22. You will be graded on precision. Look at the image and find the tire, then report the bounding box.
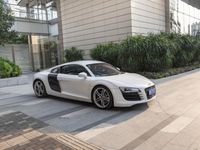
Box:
[92,85,113,109]
[33,80,47,98]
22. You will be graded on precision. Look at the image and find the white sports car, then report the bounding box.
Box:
[33,60,156,109]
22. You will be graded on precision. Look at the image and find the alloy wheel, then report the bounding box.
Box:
[34,80,46,97]
[93,87,113,109]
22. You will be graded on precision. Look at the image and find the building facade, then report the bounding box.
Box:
[4,0,200,71]
[170,0,200,36]
[59,0,200,58]
[59,0,166,58]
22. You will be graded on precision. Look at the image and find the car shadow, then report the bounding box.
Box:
[33,95,152,134]
[45,95,149,112]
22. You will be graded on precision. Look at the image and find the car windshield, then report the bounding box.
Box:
[87,63,122,77]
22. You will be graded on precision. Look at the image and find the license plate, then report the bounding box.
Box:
[148,88,156,96]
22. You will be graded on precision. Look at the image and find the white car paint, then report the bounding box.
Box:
[33,60,156,107]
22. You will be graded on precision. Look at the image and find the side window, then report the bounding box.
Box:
[61,65,71,74]
[51,67,60,74]
[60,65,90,76]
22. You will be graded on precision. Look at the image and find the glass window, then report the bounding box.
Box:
[60,65,90,76]
[87,63,123,77]
[170,0,200,35]
[51,67,60,74]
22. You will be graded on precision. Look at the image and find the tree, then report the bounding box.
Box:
[0,0,16,45]
[9,34,28,44]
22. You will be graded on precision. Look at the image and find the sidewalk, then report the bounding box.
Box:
[0,111,103,150]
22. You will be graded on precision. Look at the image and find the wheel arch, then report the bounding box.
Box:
[33,78,44,87]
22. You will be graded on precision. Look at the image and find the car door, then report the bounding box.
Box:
[57,64,92,102]
[48,67,61,93]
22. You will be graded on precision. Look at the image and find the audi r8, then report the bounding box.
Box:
[33,60,156,109]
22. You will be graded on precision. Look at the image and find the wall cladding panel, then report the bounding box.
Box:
[60,0,132,56]
[60,0,167,57]
[131,0,166,34]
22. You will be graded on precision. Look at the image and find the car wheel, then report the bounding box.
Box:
[33,80,47,98]
[92,86,113,109]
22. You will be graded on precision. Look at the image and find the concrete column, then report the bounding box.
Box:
[26,3,30,19]
[28,34,35,71]
[56,0,64,64]
[11,45,15,64]
[165,0,170,32]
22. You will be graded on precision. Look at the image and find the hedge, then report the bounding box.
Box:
[91,42,120,67]
[0,57,21,78]
[65,47,83,62]
[91,32,200,73]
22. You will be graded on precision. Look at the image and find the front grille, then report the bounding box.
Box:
[145,86,156,99]
[122,92,141,101]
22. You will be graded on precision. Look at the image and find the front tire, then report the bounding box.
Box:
[33,80,47,98]
[92,86,113,109]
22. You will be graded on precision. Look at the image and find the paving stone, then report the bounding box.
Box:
[134,131,175,150]
[7,78,18,86]
[162,144,188,150]
[168,132,198,147]
[0,111,76,149]
[0,142,10,150]
[188,137,200,150]
[22,128,33,132]
[6,135,29,146]
[0,80,7,88]
[23,130,43,140]
[1,135,12,140]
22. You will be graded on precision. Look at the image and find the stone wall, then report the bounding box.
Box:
[0,44,32,73]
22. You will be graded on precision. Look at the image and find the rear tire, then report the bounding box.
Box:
[33,80,47,98]
[92,85,113,109]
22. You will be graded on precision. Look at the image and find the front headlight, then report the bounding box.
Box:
[119,87,140,93]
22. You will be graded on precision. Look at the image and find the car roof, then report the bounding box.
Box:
[66,60,104,65]
[51,60,104,69]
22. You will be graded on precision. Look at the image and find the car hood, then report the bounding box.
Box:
[101,73,155,88]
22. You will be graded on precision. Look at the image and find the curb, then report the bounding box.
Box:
[0,75,29,88]
[152,68,200,85]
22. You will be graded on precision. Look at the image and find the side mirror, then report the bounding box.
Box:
[78,72,87,79]
[116,67,121,71]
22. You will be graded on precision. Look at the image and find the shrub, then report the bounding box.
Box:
[142,34,173,72]
[193,40,200,62]
[91,32,200,74]
[0,57,21,78]
[0,61,12,78]
[172,34,197,67]
[65,47,83,62]
[91,42,120,67]
[160,32,199,67]
[119,36,145,72]
[118,34,173,72]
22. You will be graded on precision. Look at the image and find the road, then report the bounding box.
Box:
[1,71,200,150]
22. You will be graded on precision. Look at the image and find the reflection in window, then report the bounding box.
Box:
[170,0,200,36]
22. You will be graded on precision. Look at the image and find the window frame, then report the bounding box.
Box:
[50,67,60,74]
[59,64,91,76]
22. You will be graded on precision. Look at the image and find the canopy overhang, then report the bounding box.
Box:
[17,0,53,7]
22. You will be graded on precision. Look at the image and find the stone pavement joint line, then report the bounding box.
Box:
[120,115,178,150]
[161,116,193,133]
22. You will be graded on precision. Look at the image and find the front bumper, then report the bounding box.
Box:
[111,86,156,107]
